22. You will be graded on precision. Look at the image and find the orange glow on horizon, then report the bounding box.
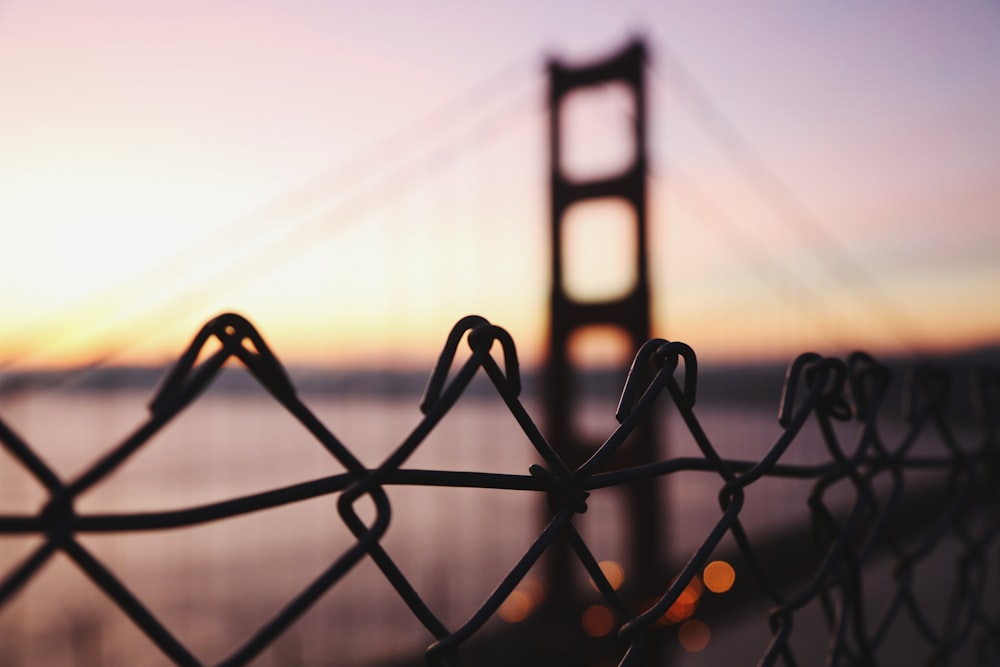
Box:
[4,304,997,374]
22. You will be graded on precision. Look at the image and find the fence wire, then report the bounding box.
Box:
[1,313,998,666]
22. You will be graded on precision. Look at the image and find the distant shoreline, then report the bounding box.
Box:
[2,344,995,423]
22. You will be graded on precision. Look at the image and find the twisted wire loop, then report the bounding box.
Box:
[0,313,998,666]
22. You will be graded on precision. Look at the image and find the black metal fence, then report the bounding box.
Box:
[1,313,998,666]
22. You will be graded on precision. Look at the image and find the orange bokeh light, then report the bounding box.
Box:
[582,605,616,638]
[498,590,533,623]
[590,560,625,592]
[498,576,545,623]
[703,560,736,593]
[658,575,703,625]
[678,619,711,652]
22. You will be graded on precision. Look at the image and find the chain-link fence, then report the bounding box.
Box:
[1,313,998,666]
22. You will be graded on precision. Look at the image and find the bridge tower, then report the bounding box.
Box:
[543,37,664,633]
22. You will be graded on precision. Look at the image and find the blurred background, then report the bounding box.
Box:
[1,0,998,370]
[0,1,998,665]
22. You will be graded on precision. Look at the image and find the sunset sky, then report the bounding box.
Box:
[1,0,998,370]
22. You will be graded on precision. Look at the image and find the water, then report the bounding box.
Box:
[0,380,978,665]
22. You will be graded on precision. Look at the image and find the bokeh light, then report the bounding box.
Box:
[678,619,711,652]
[703,560,736,593]
[590,559,625,592]
[498,590,533,623]
[582,604,616,638]
[498,576,545,623]
[659,575,703,624]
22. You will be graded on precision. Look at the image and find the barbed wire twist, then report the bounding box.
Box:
[1,313,997,666]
